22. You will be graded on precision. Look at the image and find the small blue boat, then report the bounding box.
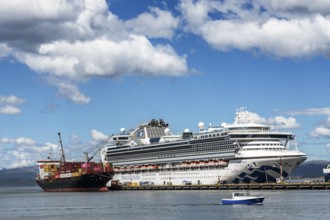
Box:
[222,191,264,205]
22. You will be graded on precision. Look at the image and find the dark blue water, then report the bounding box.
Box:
[1,187,330,220]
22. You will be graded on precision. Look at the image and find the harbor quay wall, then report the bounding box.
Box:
[110,182,330,190]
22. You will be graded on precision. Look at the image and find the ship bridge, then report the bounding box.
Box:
[129,119,170,144]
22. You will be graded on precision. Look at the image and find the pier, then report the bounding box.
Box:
[110,182,330,190]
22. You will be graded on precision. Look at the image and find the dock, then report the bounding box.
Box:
[110,182,330,190]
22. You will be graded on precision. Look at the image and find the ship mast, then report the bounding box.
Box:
[58,132,66,163]
[279,157,283,183]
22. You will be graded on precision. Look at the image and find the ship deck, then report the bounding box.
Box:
[109,182,330,190]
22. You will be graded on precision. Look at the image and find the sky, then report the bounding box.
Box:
[1,0,330,169]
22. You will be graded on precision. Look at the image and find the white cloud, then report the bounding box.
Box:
[49,78,91,105]
[0,0,187,104]
[179,0,211,33]
[0,0,80,22]
[264,0,330,17]
[288,107,330,116]
[125,7,179,39]
[15,137,37,145]
[236,110,300,130]
[0,137,59,169]
[0,95,25,115]
[86,130,109,161]
[268,116,300,130]
[20,34,187,105]
[201,16,330,57]
[0,137,36,145]
[179,0,330,58]
[311,127,330,138]
[90,129,108,143]
[0,105,22,115]
[287,108,330,139]
[20,36,187,80]
[310,116,330,139]
[0,0,84,52]
[326,143,330,152]
[0,44,12,58]
[0,95,25,105]
[0,131,111,169]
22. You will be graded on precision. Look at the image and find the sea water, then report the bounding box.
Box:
[0,187,329,220]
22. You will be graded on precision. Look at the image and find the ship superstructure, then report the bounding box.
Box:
[101,108,307,186]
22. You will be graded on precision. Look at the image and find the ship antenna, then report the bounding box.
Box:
[58,132,66,163]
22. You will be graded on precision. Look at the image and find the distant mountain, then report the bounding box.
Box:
[0,160,329,187]
[0,166,38,187]
[291,160,330,178]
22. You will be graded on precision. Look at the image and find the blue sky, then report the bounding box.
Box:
[1,0,330,169]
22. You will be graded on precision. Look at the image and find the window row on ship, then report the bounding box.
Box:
[156,174,233,182]
[106,144,236,162]
[229,134,293,139]
[109,148,235,162]
[118,166,229,174]
[107,136,232,152]
[159,175,220,180]
[111,150,234,164]
[107,141,190,154]
[114,153,296,170]
[242,148,285,151]
[107,141,236,158]
[192,136,230,143]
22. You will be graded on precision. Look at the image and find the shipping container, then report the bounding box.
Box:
[94,167,101,172]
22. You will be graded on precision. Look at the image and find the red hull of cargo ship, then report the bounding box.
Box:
[36,172,113,192]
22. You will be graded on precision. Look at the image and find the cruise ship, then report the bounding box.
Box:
[101,108,307,186]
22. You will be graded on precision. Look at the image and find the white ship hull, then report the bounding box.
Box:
[226,156,306,183]
[113,154,306,185]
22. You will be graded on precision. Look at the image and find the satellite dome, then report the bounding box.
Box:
[198,122,205,130]
[184,128,190,133]
[164,128,171,135]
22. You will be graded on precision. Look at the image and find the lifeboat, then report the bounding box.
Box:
[132,166,140,171]
[181,162,187,167]
[218,160,229,166]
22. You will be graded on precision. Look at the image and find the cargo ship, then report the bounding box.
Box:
[36,133,114,192]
